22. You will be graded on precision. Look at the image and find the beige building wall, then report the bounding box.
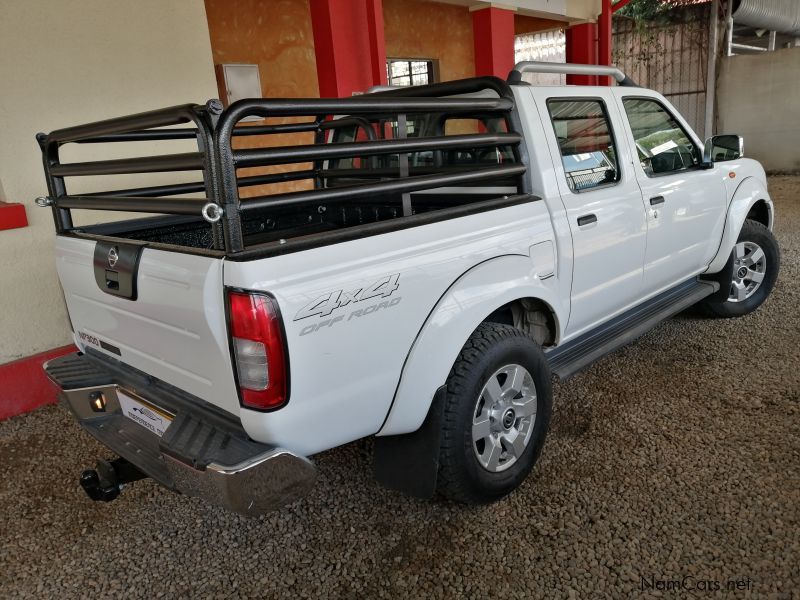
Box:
[717,47,800,172]
[0,0,218,364]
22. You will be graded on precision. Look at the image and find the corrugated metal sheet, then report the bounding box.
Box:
[613,5,710,135]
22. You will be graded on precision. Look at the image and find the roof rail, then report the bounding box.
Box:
[508,61,638,87]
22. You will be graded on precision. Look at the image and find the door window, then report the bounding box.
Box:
[622,98,700,176]
[547,99,620,192]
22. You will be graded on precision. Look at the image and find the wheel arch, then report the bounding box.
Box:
[377,254,564,437]
[706,176,774,274]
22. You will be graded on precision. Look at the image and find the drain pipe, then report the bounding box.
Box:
[726,0,734,56]
[705,0,719,139]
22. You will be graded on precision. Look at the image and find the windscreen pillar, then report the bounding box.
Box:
[309,0,387,98]
[565,23,598,85]
[471,7,516,78]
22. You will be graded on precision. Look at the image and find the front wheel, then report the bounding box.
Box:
[702,219,780,318]
[437,323,552,504]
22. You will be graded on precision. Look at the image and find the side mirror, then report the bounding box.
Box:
[702,134,743,167]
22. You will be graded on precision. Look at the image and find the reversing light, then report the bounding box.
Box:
[228,291,288,410]
[89,391,106,412]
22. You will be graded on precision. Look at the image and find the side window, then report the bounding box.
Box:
[622,98,700,176]
[547,99,620,192]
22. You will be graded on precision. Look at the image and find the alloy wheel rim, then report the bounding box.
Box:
[729,241,767,303]
[472,364,537,473]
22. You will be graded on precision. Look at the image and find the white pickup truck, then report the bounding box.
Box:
[38,62,779,515]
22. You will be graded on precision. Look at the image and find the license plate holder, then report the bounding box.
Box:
[118,390,173,438]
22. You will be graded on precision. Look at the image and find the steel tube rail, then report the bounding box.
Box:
[233,133,521,168]
[50,152,205,177]
[241,164,525,211]
[219,97,513,125]
[43,104,206,146]
[84,170,316,199]
[213,95,516,253]
[369,76,512,100]
[73,121,320,144]
[232,122,320,136]
[53,196,209,215]
[509,61,638,87]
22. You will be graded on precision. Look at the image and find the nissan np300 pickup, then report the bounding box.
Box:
[36,62,779,515]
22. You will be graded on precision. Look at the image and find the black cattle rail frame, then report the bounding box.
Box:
[36,76,533,257]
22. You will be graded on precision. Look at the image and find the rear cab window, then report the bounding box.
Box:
[546,99,620,193]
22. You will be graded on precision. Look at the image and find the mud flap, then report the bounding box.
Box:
[373,385,446,499]
[701,248,735,304]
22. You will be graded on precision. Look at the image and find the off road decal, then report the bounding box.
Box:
[294,274,400,321]
[294,274,402,337]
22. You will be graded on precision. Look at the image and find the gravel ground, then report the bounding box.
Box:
[1,177,798,599]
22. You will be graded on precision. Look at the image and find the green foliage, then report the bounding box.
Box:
[617,0,685,26]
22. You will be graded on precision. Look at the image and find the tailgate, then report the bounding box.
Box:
[55,235,239,415]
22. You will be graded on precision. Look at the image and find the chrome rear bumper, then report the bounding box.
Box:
[45,353,315,516]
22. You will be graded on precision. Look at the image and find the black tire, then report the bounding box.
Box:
[437,322,552,504]
[702,219,780,318]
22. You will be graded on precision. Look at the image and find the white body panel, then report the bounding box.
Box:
[52,84,774,458]
[56,236,240,414]
[227,200,557,456]
[706,160,773,272]
[610,88,728,291]
[527,85,649,337]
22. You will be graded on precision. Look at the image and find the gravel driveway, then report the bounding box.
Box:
[1,177,798,599]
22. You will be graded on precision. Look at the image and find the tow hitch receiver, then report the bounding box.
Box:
[79,457,147,503]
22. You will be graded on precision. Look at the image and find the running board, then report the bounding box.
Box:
[546,278,719,380]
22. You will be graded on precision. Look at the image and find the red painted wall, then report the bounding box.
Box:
[0,345,75,420]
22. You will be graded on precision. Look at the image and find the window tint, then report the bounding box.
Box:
[622,98,700,176]
[548,99,619,192]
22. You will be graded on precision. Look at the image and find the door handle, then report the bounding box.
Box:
[649,195,665,206]
[577,214,597,227]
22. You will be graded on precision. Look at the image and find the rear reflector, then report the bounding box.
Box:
[228,291,288,410]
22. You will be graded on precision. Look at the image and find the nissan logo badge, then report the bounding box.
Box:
[108,247,119,269]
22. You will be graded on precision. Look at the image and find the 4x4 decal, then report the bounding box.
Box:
[294,274,400,321]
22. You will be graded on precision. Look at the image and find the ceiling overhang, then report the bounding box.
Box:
[426,0,601,25]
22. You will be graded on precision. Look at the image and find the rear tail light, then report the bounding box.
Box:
[228,291,288,410]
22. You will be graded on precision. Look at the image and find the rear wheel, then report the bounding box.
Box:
[437,322,552,504]
[702,219,780,318]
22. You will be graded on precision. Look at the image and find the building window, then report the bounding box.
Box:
[386,58,437,87]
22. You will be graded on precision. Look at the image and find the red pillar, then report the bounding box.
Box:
[597,0,612,85]
[309,0,387,98]
[471,7,516,79]
[565,23,598,86]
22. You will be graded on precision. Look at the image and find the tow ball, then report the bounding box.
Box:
[79,458,147,503]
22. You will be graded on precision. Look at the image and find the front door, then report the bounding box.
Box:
[534,89,648,338]
[614,92,727,293]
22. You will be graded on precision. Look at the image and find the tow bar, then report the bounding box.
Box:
[79,458,147,502]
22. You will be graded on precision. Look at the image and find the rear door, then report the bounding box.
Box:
[55,236,240,414]
[613,91,726,292]
[531,87,648,337]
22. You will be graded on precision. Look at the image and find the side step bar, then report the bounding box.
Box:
[546,278,719,380]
